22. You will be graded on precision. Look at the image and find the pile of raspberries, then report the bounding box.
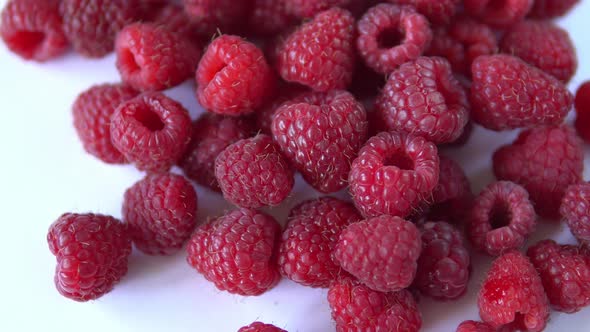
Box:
[3,0,590,331]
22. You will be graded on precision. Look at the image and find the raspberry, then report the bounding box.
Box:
[493,125,584,219]
[456,320,495,332]
[527,239,590,313]
[60,0,141,58]
[238,322,286,332]
[47,213,131,302]
[375,56,470,144]
[123,173,198,255]
[248,0,296,36]
[150,3,203,43]
[561,183,590,245]
[349,131,440,218]
[72,83,139,164]
[501,20,577,83]
[334,215,422,292]
[466,181,536,256]
[196,35,275,116]
[179,113,255,192]
[186,208,281,296]
[470,55,573,131]
[478,250,549,331]
[386,0,460,25]
[356,4,432,75]
[284,0,352,18]
[528,0,580,19]
[255,84,307,135]
[115,23,201,92]
[272,90,368,193]
[464,0,533,28]
[110,92,192,173]
[278,197,362,288]
[328,278,422,332]
[0,0,68,61]
[182,0,250,36]
[215,134,294,208]
[277,8,355,92]
[574,81,590,142]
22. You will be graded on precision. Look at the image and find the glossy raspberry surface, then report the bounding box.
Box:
[561,183,590,245]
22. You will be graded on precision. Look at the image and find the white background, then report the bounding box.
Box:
[1,1,590,331]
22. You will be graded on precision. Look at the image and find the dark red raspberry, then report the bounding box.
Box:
[527,239,590,313]
[72,83,139,164]
[470,55,573,131]
[186,208,281,296]
[349,131,440,218]
[328,278,422,332]
[0,0,68,61]
[150,3,203,44]
[464,0,533,28]
[574,81,590,142]
[255,84,308,135]
[478,250,549,331]
[215,134,294,208]
[179,113,255,192]
[60,0,141,58]
[238,322,286,332]
[196,35,275,116]
[335,215,422,292]
[501,20,577,83]
[272,90,368,193]
[528,0,580,19]
[466,181,536,256]
[47,213,131,302]
[456,320,495,332]
[278,197,362,288]
[110,92,192,173]
[284,0,352,18]
[375,56,470,144]
[182,0,250,36]
[493,125,584,219]
[123,173,198,255]
[248,0,296,36]
[277,8,355,92]
[387,0,460,25]
[561,183,590,245]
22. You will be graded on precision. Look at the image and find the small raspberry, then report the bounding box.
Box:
[493,125,584,219]
[464,0,533,28]
[284,0,352,18]
[328,278,422,332]
[72,83,139,164]
[386,0,460,25]
[349,131,440,218]
[272,90,368,193]
[0,0,68,61]
[277,8,355,92]
[47,213,132,302]
[456,320,495,332]
[238,322,286,332]
[196,35,275,116]
[110,92,192,173]
[248,0,296,36]
[186,208,281,296]
[182,0,250,36]
[561,183,590,245]
[528,0,580,19]
[574,81,590,142]
[278,197,362,288]
[478,250,549,332]
[527,239,590,313]
[356,4,432,75]
[470,55,573,131]
[215,134,294,208]
[376,56,470,144]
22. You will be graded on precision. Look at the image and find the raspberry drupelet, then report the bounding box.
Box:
[464,0,533,28]
[387,0,460,25]
[238,322,286,332]
[456,320,495,332]
[561,183,590,245]
[574,81,590,142]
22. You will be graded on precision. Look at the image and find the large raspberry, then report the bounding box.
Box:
[47,213,131,302]
[186,208,281,296]
[284,0,352,18]
[272,90,368,193]
[575,81,590,142]
[182,0,250,36]
[493,125,584,219]
[248,0,296,36]
[238,322,286,332]
[278,197,362,288]
[464,0,533,28]
[528,0,580,19]
[470,55,573,131]
[561,183,590,245]
[456,321,495,332]
[387,0,460,25]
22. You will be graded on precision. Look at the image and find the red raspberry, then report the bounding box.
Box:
[72,83,139,164]
[179,113,255,192]
[561,183,590,245]
[182,0,250,36]
[466,181,536,256]
[238,322,286,332]
[386,0,460,25]
[493,125,584,219]
[478,250,549,331]
[464,0,533,28]
[527,239,590,313]
[328,278,422,332]
[574,81,590,142]
[272,90,368,193]
[528,0,580,19]
[215,134,294,208]
[375,56,470,144]
[150,3,203,44]
[47,213,131,302]
[501,20,577,83]
[278,197,362,288]
[334,215,422,292]
[277,8,355,92]
[196,35,275,116]
[349,131,440,218]
[456,320,495,332]
[356,4,432,75]
[123,173,198,255]
[248,0,296,36]
[470,55,573,131]
[186,208,281,296]
[0,0,68,61]
[60,0,141,58]
[110,92,192,173]
[284,0,352,18]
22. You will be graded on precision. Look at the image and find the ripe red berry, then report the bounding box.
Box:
[238,322,286,332]
[182,0,250,35]
[150,3,203,44]
[464,0,533,28]
[574,81,590,142]
[528,0,580,19]
[387,0,460,25]
[456,320,495,332]
[284,0,352,18]
[561,183,590,245]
